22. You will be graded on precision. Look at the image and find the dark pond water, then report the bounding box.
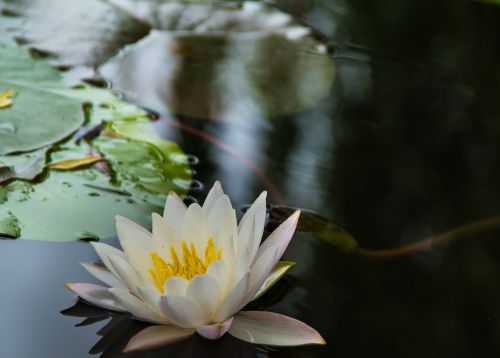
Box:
[3,0,500,357]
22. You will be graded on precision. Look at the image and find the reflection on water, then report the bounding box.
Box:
[100,30,334,120]
[3,0,500,357]
[62,302,268,358]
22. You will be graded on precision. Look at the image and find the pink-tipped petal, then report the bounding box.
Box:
[229,311,326,346]
[65,283,126,312]
[253,210,300,268]
[196,317,233,340]
[124,325,195,352]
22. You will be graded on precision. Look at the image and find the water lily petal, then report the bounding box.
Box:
[246,247,279,300]
[251,261,296,301]
[254,210,300,269]
[124,325,195,353]
[136,285,163,314]
[152,212,182,259]
[182,203,211,251]
[107,254,140,290]
[196,317,233,340]
[238,191,267,258]
[230,192,267,284]
[90,242,127,279]
[80,262,125,289]
[186,273,220,320]
[109,288,167,324]
[116,215,153,248]
[213,272,250,323]
[164,276,190,297]
[66,283,126,312]
[208,194,237,249]
[116,216,152,272]
[228,311,326,346]
[206,259,229,290]
[202,181,224,215]
[163,191,187,235]
[159,295,205,328]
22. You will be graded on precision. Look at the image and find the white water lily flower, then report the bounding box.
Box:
[67,181,325,352]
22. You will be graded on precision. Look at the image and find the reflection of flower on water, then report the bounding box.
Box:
[61,272,296,357]
[66,182,325,352]
[61,302,266,358]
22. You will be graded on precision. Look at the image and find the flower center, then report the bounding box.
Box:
[148,236,222,294]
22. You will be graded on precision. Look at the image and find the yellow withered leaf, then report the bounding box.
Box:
[47,156,104,170]
[0,90,17,109]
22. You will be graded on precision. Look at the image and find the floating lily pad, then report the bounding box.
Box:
[0,43,86,155]
[0,44,192,241]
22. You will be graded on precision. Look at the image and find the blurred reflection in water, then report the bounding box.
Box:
[62,302,269,358]
[99,30,335,120]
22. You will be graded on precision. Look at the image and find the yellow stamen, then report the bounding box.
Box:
[0,90,16,109]
[148,236,222,293]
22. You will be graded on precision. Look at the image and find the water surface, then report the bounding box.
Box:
[2,0,500,357]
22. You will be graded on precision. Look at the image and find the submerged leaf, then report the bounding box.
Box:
[270,206,359,252]
[47,156,104,170]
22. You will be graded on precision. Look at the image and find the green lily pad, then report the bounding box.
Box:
[0,44,192,241]
[0,43,85,155]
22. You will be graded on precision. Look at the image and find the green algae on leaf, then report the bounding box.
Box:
[0,211,21,238]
